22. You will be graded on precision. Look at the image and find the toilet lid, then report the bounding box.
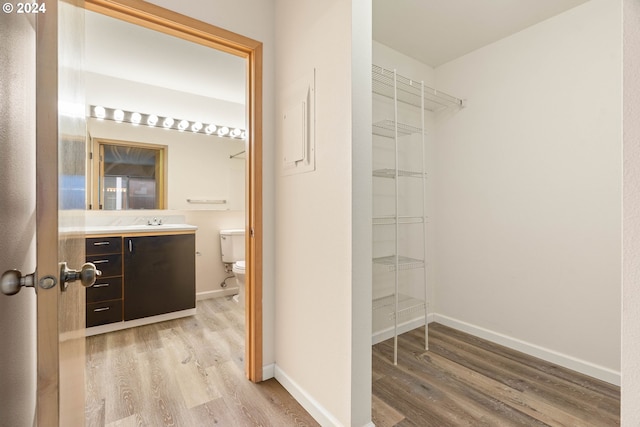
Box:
[233,260,245,271]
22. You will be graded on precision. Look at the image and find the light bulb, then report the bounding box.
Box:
[94,105,106,119]
[231,128,242,137]
[191,122,203,133]
[163,117,174,129]
[205,124,217,135]
[147,114,158,127]
[113,109,124,122]
[178,119,189,131]
[217,126,229,136]
[131,112,142,125]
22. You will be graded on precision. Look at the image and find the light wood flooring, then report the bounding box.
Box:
[86,299,620,427]
[372,323,620,427]
[85,297,319,427]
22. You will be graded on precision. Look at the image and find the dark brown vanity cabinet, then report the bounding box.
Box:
[85,237,124,327]
[85,233,196,328]
[123,234,196,321]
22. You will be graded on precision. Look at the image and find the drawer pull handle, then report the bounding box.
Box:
[93,242,110,246]
[93,307,110,312]
[92,260,109,264]
[93,283,110,288]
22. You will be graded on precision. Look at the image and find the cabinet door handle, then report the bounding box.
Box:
[92,259,109,265]
[93,241,110,246]
[129,239,132,253]
[93,283,109,288]
[93,307,110,312]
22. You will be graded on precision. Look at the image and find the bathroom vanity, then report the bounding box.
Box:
[83,223,197,335]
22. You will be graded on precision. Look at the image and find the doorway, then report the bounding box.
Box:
[84,0,263,382]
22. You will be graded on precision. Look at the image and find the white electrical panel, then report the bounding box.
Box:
[281,69,315,175]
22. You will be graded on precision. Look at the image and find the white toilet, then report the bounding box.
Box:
[219,229,245,305]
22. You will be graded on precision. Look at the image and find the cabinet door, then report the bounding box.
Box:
[123,234,196,321]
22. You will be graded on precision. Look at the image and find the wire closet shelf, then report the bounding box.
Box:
[371,64,464,366]
[372,64,464,112]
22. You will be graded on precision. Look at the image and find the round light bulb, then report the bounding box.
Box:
[191,122,203,133]
[94,105,106,119]
[147,114,158,127]
[131,112,142,125]
[231,128,242,137]
[113,109,125,122]
[205,124,217,135]
[178,119,189,131]
[163,117,174,129]
[217,126,229,136]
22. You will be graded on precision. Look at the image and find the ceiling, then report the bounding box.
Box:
[86,1,592,105]
[373,0,591,67]
[85,10,246,105]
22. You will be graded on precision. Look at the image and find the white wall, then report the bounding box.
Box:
[622,0,640,423]
[350,0,373,424]
[433,0,621,382]
[274,0,371,425]
[0,13,37,427]
[134,0,278,367]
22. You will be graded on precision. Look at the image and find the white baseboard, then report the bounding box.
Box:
[262,363,275,380]
[274,365,345,427]
[196,287,239,301]
[84,308,196,337]
[372,317,425,345]
[432,314,621,386]
[269,364,373,426]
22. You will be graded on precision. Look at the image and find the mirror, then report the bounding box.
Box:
[83,10,247,211]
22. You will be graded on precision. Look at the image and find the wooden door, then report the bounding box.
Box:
[36,0,87,425]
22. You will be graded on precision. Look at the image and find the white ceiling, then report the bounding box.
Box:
[86,1,592,106]
[85,10,246,105]
[373,0,591,67]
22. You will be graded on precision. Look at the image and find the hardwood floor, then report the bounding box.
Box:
[372,323,620,427]
[85,297,319,427]
[86,300,620,426]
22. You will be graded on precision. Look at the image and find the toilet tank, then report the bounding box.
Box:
[220,229,245,263]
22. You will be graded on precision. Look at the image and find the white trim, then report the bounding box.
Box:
[432,314,621,386]
[274,365,345,427]
[262,363,275,380]
[372,317,425,345]
[196,287,239,301]
[84,308,196,337]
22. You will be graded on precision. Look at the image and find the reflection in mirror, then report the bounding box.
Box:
[85,10,247,211]
[98,142,166,210]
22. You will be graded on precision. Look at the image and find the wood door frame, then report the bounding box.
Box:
[84,0,264,382]
[36,0,63,422]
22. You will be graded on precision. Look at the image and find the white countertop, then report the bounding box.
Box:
[61,223,198,235]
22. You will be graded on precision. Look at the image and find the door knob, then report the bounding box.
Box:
[60,262,101,291]
[1,270,36,296]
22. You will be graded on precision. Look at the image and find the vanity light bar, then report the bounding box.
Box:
[90,105,246,139]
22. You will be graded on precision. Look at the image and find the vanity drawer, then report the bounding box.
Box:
[86,253,122,278]
[86,237,122,256]
[86,299,123,327]
[87,277,122,303]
